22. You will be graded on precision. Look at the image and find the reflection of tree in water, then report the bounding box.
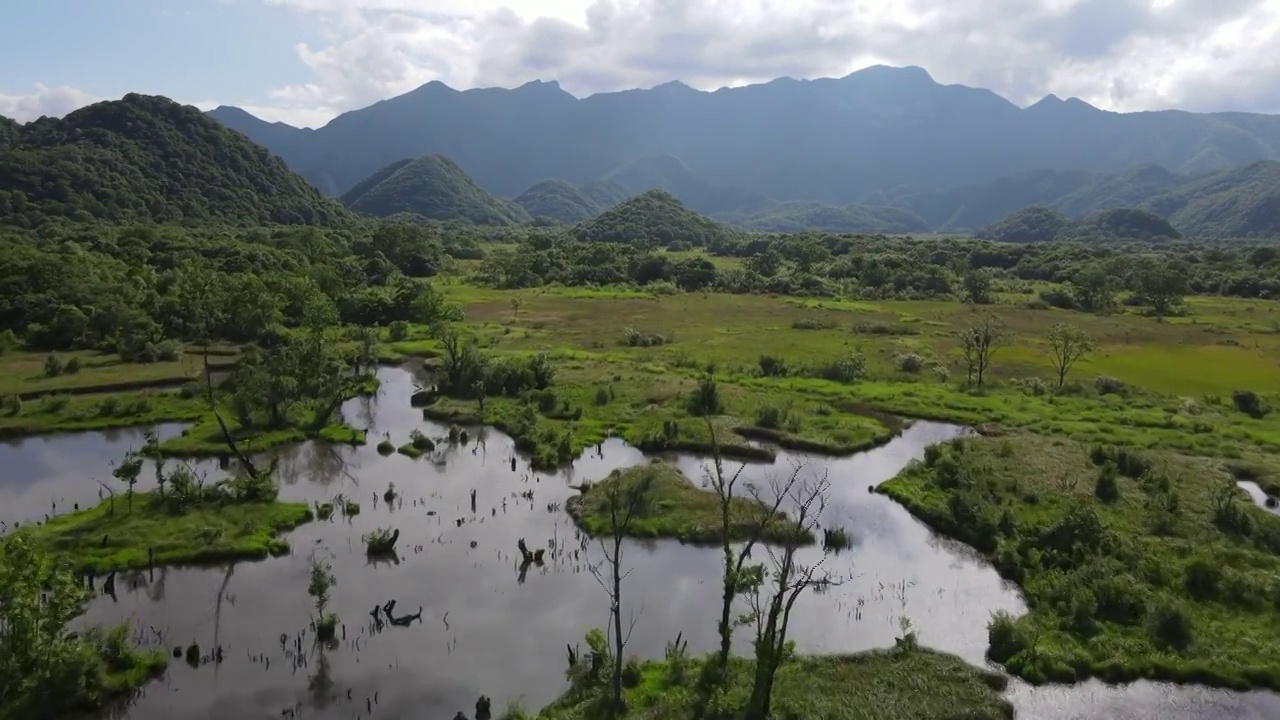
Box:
[149,566,169,603]
[278,443,360,488]
[308,642,338,710]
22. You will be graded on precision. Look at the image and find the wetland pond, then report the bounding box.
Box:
[3,366,1279,720]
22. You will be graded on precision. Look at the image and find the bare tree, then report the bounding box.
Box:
[1045,322,1093,388]
[705,421,806,678]
[586,469,655,713]
[510,296,523,323]
[742,470,837,720]
[959,316,1011,389]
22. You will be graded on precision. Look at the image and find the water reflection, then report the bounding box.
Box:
[3,367,1279,720]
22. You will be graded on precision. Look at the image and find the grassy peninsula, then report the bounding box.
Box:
[879,433,1280,689]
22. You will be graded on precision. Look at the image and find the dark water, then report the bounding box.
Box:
[3,366,1279,720]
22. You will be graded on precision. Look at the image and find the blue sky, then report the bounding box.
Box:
[2,0,1278,128]
[1,0,317,104]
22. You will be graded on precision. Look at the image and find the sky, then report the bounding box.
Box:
[2,0,1279,129]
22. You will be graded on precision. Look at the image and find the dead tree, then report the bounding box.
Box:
[705,420,804,677]
[586,468,654,713]
[743,471,838,720]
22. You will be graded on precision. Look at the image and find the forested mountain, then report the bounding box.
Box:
[1146,162,1280,239]
[208,65,1280,207]
[1,95,347,226]
[573,190,739,247]
[514,180,603,224]
[342,154,531,225]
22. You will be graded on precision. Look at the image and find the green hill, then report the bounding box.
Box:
[0,94,347,226]
[975,207,1070,242]
[1063,208,1181,242]
[731,200,929,233]
[1143,161,1280,238]
[574,189,739,247]
[514,179,603,223]
[978,205,1180,242]
[343,154,531,225]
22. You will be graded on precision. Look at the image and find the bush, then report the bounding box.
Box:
[44,353,63,377]
[536,389,558,413]
[64,357,82,374]
[686,375,724,417]
[1095,375,1127,395]
[1232,389,1270,419]
[791,317,834,330]
[1184,558,1222,602]
[758,355,788,377]
[1095,463,1120,503]
[594,387,611,406]
[819,352,867,383]
[987,611,1029,661]
[2,394,20,416]
[388,321,409,341]
[896,352,925,373]
[1149,601,1193,651]
[755,404,789,429]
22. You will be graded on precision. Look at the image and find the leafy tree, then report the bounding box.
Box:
[1046,322,1094,388]
[960,316,1010,389]
[962,269,995,305]
[1139,260,1190,315]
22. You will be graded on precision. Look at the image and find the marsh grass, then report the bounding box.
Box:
[565,462,813,546]
[879,433,1280,689]
[538,647,1012,720]
[17,492,314,572]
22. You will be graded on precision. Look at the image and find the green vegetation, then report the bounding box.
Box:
[0,536,169,720]
[574,190,740,248]
[1,94,346,226]
[566,462,814,546]
[515,179,605,224]
[342,154,531,225]
[729,199,929,234]
[879,433,1280,689]
[537,645,1012,720]
[17,487,312,573]
[978,207,1180,243]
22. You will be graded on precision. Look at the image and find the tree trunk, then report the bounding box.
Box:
[611,535,625,713]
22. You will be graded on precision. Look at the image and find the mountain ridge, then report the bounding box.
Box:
[207,65,1280,203]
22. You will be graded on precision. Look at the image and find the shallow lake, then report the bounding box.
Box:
[3,366,1279,720]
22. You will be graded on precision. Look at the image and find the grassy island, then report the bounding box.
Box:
[879,433,1280,690]
[533,646,1012,720]
[566,462,815,546]
[17,489,313,573]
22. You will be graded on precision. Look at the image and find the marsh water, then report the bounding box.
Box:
[4,366,1280,720]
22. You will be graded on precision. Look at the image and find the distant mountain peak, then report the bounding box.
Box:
[845,64,936,83]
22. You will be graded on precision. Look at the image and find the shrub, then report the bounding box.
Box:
[686,375,724,417]
[758,355,788,377]
[2,394,20,416]
[1149,602,1193,651]
[44,353,63,377]
[0,328,16,354]
[791,317,834,330]
[155,340,183,362]
[64,357,82,374]
[97,397,120,417]
[1232,389,1270,419]
[1094,375,1127,395]
[42,394,69,413]
[987,611,1029,661]
[819,352,866,384]
[896,352,925,373]
[1095,463,1120,503]
[537,389,558,413]
[1184,558,1222,602]
[755,404,788,429]
[388,321,409,341]
[594,387,610,406]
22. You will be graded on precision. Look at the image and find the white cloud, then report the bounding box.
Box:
[7,1,1280,129]
[0,84,103,123]
[247,0,1280,127]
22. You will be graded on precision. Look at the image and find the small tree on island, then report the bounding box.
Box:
[308,550,338,640]
[112,449,145,513]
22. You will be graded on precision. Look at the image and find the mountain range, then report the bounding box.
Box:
[207,65,1280,237]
